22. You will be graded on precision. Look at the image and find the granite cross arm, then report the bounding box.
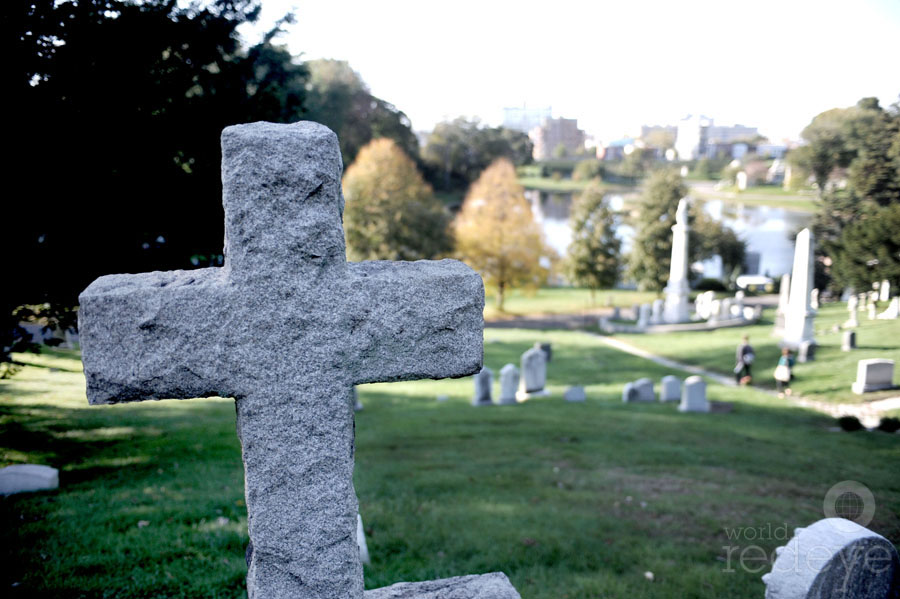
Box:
[78,122,488,599]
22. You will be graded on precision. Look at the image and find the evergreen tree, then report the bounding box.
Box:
[627,170,686,292]
[565,183,621,300]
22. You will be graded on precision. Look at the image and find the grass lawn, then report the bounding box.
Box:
[690,187,818,213]
[484,287,659,321]
[3,332,899,598]
[614,302,900,404]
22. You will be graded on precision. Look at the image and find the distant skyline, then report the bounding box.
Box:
[240,0,900,144]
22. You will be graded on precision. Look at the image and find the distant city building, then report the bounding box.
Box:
[502,105,553,134]
[603,137,636,162]
[529,117,586,161]
[675,115,759,160]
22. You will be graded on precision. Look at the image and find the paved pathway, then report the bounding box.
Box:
[596,334,900,429]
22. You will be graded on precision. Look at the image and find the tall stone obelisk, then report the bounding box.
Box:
[663,198,691,323]
[783,228,816,349]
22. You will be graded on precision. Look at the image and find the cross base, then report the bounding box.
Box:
[365,572,520,599]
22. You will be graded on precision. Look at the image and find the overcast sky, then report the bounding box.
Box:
[240,0,900,144]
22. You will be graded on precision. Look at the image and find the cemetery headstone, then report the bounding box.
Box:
[563,386,586,402]
[622,382,637,403]
[846,294,860,328]
[880,279,891,302]
[678,376,709,413]
[539,342,552,363]
[868,303,877,320]
[516,345,549,400]
[663,198,691,323]
[650,299,664,325]
[76,122,515,599]
[762,518,899,599]
[878,296,899,320]
[660,375,681,402]
[611,306,621,320]
[0,464,59,495]
[497,363,519,405]
[357,515,370,566]
[637,303,651,328]
[720,297,733,319]
[841,330,856,352]
[810,288,819,310]
[797,340,815,363]
[852,359,895,394]
[632,304,641,320]
[783,228,816,350]
[708,299,722,324]
[472,366,494,406]
[734,290,745,318]
[633,378,655,402]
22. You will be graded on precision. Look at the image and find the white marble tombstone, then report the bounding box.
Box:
[810,288,819,310]
[878,296,899,320]
[563,386,586,402]
[733,290,745,318]
[637,304,651,328]
[880,279,891,302]
[783,228,816,349]
[650,299,664,325]
[663,198,691,323]
[516,345,549,400]
[0,464,59,495]
[762,518,899,599]
[708,299,722,324]
[678,376,709,412]
[471,366,494,406]
[720,298,733,320]
[660,375,681,402]
[846,294,860,327]
[851,359,895,394]
[633,378,655,402]
[868,302,877,320]
[841,330,856,352]
[497,363,519,405]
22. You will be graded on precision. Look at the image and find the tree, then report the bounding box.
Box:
[627,170,687,291]
[342,139,451,262]
[303,59,418,166]
[572,159,604,182]
[830,203,900,291]
[565,183,621,300]
[422,118,533,191]
[454,159,548,310]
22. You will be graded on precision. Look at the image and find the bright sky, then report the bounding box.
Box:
[241,0,900,144]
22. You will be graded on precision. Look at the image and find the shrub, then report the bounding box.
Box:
[837,416,863,431]
[876,417,900,433]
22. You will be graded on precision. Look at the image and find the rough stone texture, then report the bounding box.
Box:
[0,464,59,495]
[622,382,637,403]
[516,345,549,400]
[357,514,370,566]
[763,518,900,599]
[364,572,521,599]
[783,228,816,349]
[663,198,691,324]
[563,386,586,402]
[679,376,709,413]
[852,359,895,394]
[78,122,486,599]
[842,330,856,352]
[497,364,519,405]
[660,375,681,402]
[471,367,493,406]
[633,378,655,402]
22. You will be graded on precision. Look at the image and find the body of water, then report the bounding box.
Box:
[525,190,814,279]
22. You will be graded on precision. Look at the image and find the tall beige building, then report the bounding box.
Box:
[529,117,586,161]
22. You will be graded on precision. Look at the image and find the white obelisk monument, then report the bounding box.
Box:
[783,228,816,349]
[663,198,691,324]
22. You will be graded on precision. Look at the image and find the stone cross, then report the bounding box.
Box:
[78,122,485,599]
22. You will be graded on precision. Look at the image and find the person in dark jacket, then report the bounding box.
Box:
[734,335,755,384]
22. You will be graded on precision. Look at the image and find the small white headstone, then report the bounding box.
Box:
[852,359,895,394]
[877,296,899,320]
[841,330,856,352]
[762,518,899,599]
[810,288,819,310]
[880,279,890,302]
[497,363,519,405]
[0,464,59,495]
[637,304,651,328]
[563,386,586,402]
[678,376,709,412]
[472,366,493,406]
[622,382,637,403]
[846,295,860,327]
[633,378,655,402]
[868,303,877,320]
[516,346,549,400]
[660,375,681,402]
[650,299,664,324]
[357,514,371,566]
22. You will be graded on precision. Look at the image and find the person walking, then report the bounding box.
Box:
[774,348,795,398]
[734,335,755,385]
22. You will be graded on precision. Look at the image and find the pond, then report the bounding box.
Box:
[525,190,814,279]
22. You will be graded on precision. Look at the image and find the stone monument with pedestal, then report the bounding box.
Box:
[663,198,691,324]
[78,122,518,599]
[783,228,816,354]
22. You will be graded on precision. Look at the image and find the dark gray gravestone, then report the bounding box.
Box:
[78,122,509,599]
